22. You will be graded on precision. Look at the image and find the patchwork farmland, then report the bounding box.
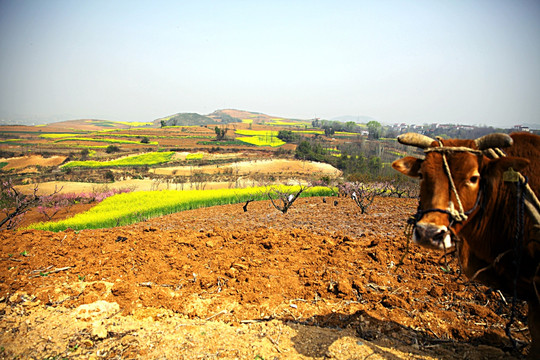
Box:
[0,109,532,359]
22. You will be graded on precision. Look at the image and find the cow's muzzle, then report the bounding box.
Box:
[413,223,453,250]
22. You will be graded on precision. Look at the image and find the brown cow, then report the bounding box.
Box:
[392,132,540,359]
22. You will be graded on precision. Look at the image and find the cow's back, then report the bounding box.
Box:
[507,132,540,194]
[459,132,540,296]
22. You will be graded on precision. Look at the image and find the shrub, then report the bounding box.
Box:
[277,130,300,143]
[80,148,90,159]
[106,145,120,153]
[105,170,115,182]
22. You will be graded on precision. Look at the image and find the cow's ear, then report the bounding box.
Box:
[392,157,423,178]
[487,156,530,174]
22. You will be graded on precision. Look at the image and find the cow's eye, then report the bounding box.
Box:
[469,175,479,184]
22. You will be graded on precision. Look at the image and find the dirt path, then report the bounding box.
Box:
[0,197,532,359]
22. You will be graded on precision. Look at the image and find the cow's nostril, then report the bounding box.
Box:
[432,228,448,243]
[413,223,450,250]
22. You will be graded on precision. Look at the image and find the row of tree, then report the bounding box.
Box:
[294,139,390,180]
[311,118,529,140]
[311,119,383,139]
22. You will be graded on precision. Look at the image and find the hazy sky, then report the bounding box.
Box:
[1,0,539,127]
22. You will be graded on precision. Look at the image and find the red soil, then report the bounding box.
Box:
[0,197,532,359]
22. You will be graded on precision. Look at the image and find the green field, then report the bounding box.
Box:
[83,120,152,127]
[292,130,324,135]
[236,136,285,147]
[0,139,24,144]
[28,185,335,231]
[60,145,109,149]
[268,119,311,126]
[197,140,253,146]
[112,121,153,127]
[235,130,279,136]
[235,130,284,147]
[185,153,204,160]
[54,137,158,145]
[61,151,174,168]
[40,133,86,138]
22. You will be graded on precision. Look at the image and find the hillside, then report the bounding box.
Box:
[0,109,310,129]
[34,119,152,131]
[216,109,286,123]
[207,110,243,123]
[154,112,219,127]
[153,109,293,127]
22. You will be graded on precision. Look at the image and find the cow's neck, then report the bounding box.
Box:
[458,178,520,278]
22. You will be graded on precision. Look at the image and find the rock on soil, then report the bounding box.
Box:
[0,197,532,359]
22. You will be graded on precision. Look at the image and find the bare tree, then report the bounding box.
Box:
[242,199,254,212]
[190,171,207,190]
[266,184,308,214]
[386,179,419,199]
[231,191,255,212]
[151,178,164,191]
[37,193,68,221]
[339,182,388,214]
[0,179,62,229]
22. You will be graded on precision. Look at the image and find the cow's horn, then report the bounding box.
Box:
[397,133,436,149]
[474,133,513,150]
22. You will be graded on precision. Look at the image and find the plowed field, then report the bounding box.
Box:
[0,197,532,359]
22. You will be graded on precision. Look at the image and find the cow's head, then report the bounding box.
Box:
[392,133,528,250]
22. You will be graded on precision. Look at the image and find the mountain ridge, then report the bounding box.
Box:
[1,109,538,130]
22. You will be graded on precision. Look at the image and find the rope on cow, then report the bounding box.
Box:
[421,138,487,223]
[395,216,415,268]
[484,147,540,350]
[424,146,483,155]
[535,263,540,303]
[435,138,469,223]
[485,147,540,227]
[505,174,527,351]
[397,210,459,271]
[425,143,540,225]
[469,249,513,282]
[438,233,457,273]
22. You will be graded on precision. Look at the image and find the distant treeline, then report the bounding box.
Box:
[294,138,399,181]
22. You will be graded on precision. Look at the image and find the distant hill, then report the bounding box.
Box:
[2,109,306,129]
[154,111,244,127]
[153,109,301,127]
[154,113,217,127]
[215,109,284,123]
[207,110,243,124]
[1,110,534,131]
[36,119,151,131]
